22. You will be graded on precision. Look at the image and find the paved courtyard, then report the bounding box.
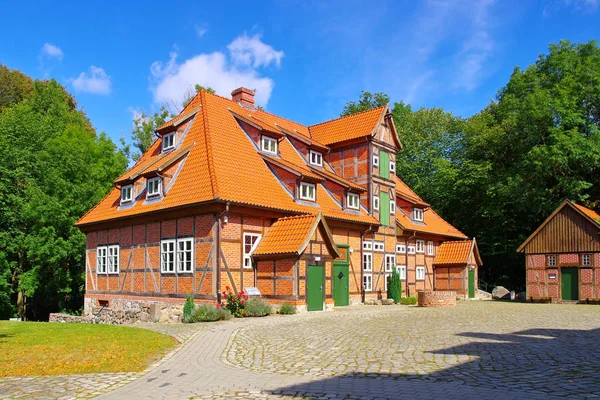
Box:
[2,301,600,399]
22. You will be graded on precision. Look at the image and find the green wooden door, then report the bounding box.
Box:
[561,267,579,301]
[307,265,324,311]
[468,269,475,299]
[380,191,390,226]
[380,151,390,180]
[333,263,349,306]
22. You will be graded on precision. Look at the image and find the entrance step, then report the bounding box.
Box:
[476,289,492,300]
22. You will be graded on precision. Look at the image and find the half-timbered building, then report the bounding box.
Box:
[76,88,477,318]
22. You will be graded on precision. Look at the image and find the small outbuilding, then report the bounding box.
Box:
[517,200,600,302]
[433,238,482,299]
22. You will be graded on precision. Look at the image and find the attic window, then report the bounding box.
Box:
[147,177,162,198]
[413,208,424,221]
[309,150,323,166]
[373,154,379,167]
[373,195,380,211]
[299,182,316,201]
[121,184,133,204]
[261,136,278,154]
[162,132,175,151]
[347,193,360,210]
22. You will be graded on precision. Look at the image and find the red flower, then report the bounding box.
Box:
[226,286,230,290]
[242,311,246,316]
[222,291,226,296]
[216,303,221,308]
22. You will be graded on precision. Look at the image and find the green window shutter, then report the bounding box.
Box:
[380,191,390,226]
[380,151,389,180]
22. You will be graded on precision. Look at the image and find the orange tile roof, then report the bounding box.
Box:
[397,207,467,239]
[253,214,316,256]
[309,107,385,146]
[262,155,324,182]
[572,202,600,222]
[310,167,367,193]
[156,106,200,133]
[395,176,430,207]
[434,240,472,265]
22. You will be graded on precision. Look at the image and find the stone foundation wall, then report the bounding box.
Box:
[418,290,456,307]
[85,297,183,324]
[49,313,90,323]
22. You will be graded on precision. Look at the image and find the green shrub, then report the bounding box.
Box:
[183,295,195,322]
[187,304,232,322]
[399,296,417,305]
[278,303,296,315]
[244,298,272,317]
[387,269,402,304]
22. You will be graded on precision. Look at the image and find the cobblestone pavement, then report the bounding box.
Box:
[101,301,600,400]
[0,323,206,399]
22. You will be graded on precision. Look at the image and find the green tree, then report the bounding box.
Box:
[0,78,127,320]
[340,90,390,117]
[387,268,401,303]
[0,64,34,112]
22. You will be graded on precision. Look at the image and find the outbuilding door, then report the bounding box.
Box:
[468,269,475,299]
[561,267,579,301]
[307,265,324,311]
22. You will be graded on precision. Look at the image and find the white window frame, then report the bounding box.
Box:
[107,245,119,274]
[147,177,162,198]
[390,200,396,215]
[384,273,391,291]
[96,246,107,274]
[396,244,406,254]
[161,239,176,273]
[416,240,425,253]
[385,254,395,272]
[243,233,262,269]
[363,241,373,251]
[120,184,133,204]
[347,192,360,210]
[582,254,592,266]
[299,182,316,201]
[373,195,380,211]
[373,241,384,252]
[177,238,194,273]
[309,150,323,166]
[427,241,434,256]
[390,160,395,173]
[363,274,373,291]
[407,245,416,255]
[547,255,557,267]
[413,208,424,221]
[261,136,278,154]
[397,265,406,280]
[363,253,373,272]
[373,154,379,168]
[162,132,175,151]
[416,266,425,281]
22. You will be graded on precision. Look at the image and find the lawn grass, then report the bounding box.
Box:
[0,321,178,377]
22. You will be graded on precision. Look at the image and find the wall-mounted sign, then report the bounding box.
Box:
[549,273,557,279]
[245,287,262,297]
[314,256,321,262]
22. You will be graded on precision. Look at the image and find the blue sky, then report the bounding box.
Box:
[1,0,599,145]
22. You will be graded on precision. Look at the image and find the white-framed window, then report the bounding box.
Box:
[107,245,119,274]
[347,193,360,210]
[162,132,175,151]
[299,182,316,201]
[362,241,373,251]
[413,208,424,221]
[363,274,373,291]
[427,241,434,256]
[363,253,373,272]
[407,245,416,254]
[261,136,278,154]
[396,244,406,253]
[177,238,194,273]
[373,154,379,168]
[390,201,396,215]
[147,177,162,198]
[309,150,322,166]
[582,254,592,266]
[243,233,262,269]
[373,241,385,252]
[416,240,425,253]
[416,266,425,281]
[373,195,380,211]
[390,160,395,173]
[121,184,133,204]
[96,246,107,274]
[385,254,395,272]
[384,273,391,291]
[396,265,406,280]
[161,240,176,273]
[547,255,557,267]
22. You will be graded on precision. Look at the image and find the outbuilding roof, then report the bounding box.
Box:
[434,238,482,266]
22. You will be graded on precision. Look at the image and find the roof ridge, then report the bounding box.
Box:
[199,90,219,198]
[254,107,308,131]
[277,213,317,221]
[308,106,386,129]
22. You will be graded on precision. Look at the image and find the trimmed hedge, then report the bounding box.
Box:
[399,296,417,305]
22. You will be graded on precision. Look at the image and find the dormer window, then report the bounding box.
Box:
[261,136,278,154]
[299,182,316,201]
[120,184,133,204]
[309,150,323,166]
[162,132,175,152]
[347,193,360,210]
[147,177,162,198]
[413,207,424,221]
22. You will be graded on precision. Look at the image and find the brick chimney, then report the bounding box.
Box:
[231,87,255,108]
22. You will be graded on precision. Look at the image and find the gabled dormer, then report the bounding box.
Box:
[155,106,200,154]
[231,111,285,157]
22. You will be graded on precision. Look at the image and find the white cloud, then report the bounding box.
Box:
[150,34,283,111]
[227,33,284,68]
[71,66,112,95]
[195,25,208,38]
[41,43,63,60]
